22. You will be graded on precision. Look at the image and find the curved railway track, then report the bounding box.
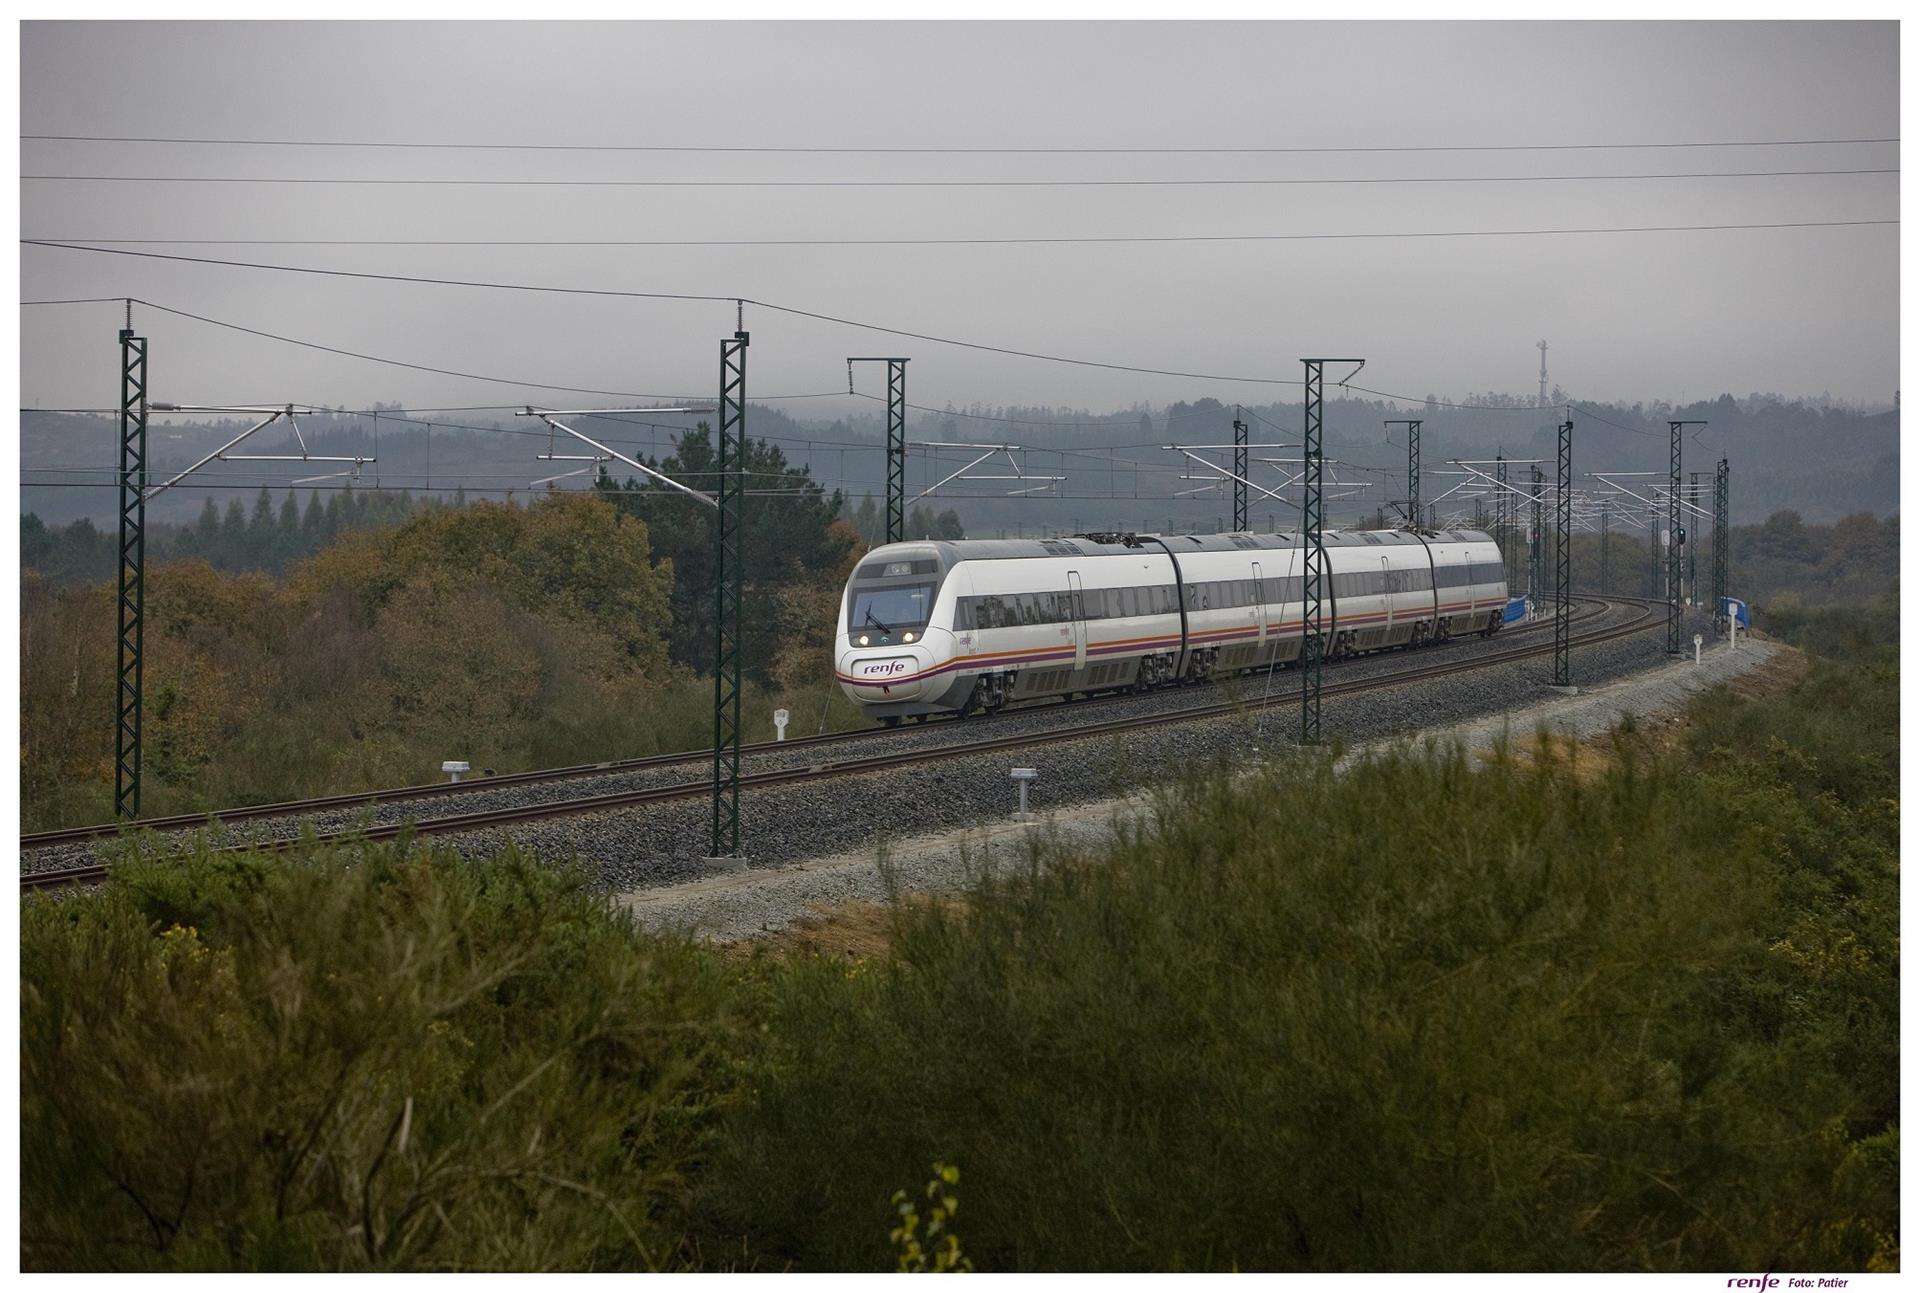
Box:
[23,597,1656,892]
[19,595,1611,854]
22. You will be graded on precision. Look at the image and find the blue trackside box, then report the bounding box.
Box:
[1720,596,1750,627]
[1503,597,1528,625]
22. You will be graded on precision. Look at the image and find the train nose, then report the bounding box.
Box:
[838,646,935,701]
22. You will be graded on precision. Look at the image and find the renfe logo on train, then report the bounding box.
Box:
[861,660,909,676]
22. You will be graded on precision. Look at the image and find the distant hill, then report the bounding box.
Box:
[20,391,1895,536]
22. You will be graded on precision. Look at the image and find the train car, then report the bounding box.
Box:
[835,529,1507,724]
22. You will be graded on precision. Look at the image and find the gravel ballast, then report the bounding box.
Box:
[20,597,1632,878]
[622,628,1781,943]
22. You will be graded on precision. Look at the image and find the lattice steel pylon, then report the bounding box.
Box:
[1666,421,1706,653]
[1408,420,1421,524]
[115,325,148,819]
[1386,418,1421,525]
[1232,408,1249,531]
[1689,470,1700,605]
[1599,503,1610,595]
[1495,453,1510,580]
[848,356,909,542]
[1649,501,1660,600]
[1712,457,1730,621]
[1300,358,1363,745]
[1530,465,1544,600]
[711,328,749,859]
[1552,416,1573,687]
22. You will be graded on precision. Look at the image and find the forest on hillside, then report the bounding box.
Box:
[19,429,865,830]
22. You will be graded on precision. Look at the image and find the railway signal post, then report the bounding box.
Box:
[1299,357,1364,747]
[849,356,910,543]
[115,319,148,818]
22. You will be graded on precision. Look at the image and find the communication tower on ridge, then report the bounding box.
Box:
[1537,339,1549,408]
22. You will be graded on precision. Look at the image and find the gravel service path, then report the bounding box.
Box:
[621,629,1781,944]
[19,597,1627,878]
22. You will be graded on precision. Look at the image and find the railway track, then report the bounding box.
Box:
[23,597,1655,892]
[19,594,1611,855]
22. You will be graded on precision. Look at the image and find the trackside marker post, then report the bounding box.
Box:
[1011,767,1038,820]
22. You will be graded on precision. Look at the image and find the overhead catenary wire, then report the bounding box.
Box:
[18,166,1899,188]
[20,218,1902,247]
[14,285,1768,455]
[16,263,1316,386]
[21,131,1899,154]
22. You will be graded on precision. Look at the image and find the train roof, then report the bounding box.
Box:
[873,529,1493,565]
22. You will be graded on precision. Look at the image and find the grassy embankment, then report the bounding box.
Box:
[21,609,1897,1271]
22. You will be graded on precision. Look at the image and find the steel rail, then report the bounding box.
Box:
[23,598,1655,892]
[19,595,1607,852]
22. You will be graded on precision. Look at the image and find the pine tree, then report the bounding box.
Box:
[219,497,247,568]
[302,490,325,549]
[277,489,301,571]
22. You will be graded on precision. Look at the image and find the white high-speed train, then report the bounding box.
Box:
[834,529,1509,723]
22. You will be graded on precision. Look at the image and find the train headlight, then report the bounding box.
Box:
[903,631,917,643]
[858,634,871,646]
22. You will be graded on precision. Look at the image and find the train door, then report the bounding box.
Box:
[1251,560,1267,650]
[1066,571,1088,670]
[1381,556,1393,634]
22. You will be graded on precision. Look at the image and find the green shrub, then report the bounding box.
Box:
[707,671,1899,1271]
[21,840,744,1271]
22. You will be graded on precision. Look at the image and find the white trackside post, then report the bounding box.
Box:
[773,708,789,741]
[1693,633,1702,666]
[442,760,469,784]
[1011,767,1038,819]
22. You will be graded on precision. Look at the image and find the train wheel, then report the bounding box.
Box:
[881,716,901,728]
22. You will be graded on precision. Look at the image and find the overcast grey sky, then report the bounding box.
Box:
[18,20,1900,418]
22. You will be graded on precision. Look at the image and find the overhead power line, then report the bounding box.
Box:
[17,252,1314,386]
[20,132,1900,154]
[20,218,1902,247]
[20,167,1899,188]
[20,296,838,404]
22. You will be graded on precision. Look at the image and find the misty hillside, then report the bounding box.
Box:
[20,390,1895,536]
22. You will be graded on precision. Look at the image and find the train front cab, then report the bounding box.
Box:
[835,545,967,719]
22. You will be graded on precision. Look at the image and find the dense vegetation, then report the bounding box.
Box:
[22,613,1897,1271]
[21,483,866,830]
[19,490,1894,831]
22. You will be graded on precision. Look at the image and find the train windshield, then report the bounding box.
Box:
[849,585,935,636]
